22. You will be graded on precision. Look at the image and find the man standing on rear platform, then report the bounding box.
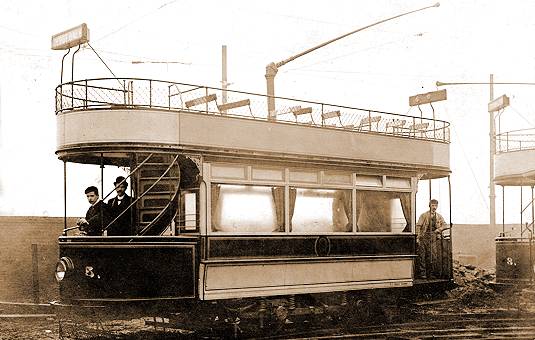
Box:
[416,199,446,279]
[107,176,134,236]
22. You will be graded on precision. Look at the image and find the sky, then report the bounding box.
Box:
[1,0,535,225]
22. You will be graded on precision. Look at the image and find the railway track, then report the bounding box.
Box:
[251,312,535,340]
[3,298,535,339]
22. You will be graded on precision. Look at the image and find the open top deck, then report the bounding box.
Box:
[55,78,450,178]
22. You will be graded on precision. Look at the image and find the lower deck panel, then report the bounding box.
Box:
[200,257,413,300]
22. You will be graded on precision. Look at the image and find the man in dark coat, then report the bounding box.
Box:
[416,198,446,279]
[77,186,110,236]
[107,176,135,236]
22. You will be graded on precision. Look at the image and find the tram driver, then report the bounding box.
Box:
[76,186,110,236]
[416,198,446,279]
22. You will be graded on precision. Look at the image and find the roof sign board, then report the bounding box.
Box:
[409,89,447,106]
[51,23,89,50]
[488,94,510,112]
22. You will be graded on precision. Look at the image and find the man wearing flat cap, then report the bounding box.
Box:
[416,198,446,279]
[107,176,135,236]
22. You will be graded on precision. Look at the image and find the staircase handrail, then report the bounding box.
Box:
[521,198,535,215]
[103,154,179,233]
[101,153,154,202]
[521,221,534,237]
[137,157,182,236]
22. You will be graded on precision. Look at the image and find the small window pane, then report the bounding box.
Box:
[386,177,411,189]
[291,188,351,232]
[252,167,284,181]
[184,193,197,229]
[211,164,246,180]
[356,175,382,187]
[211,184,282,232]
[324,171,352,185]
[289,170,318,183]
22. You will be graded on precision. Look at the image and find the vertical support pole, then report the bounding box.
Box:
[100,153,104,233]
[521,186,524,237]
[168,85,171,109]
[489,74,496,232]
[84,79,88,108]
[531,186,534,235]
[502,185,505,235]
[59,48,71,112]
[31,244,40,304]
[221,45,228,115]
[71,44,81,109]
[448,175,453,278]
[63,160,67,234]
[266,63,278,121]
[205,87,209,114]
[149,79,152,108]
[531,186,534,282]
[428,179,432,202]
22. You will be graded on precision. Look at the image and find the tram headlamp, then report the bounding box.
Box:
[54,257,74,282]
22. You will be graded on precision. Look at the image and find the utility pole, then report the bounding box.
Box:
[489,74,496,231]
[265,2,440,119]
[222,45,228,109]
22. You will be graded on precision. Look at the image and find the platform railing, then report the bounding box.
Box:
[496,128,535,153]
[55,78,450,143]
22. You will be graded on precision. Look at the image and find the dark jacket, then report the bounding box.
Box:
[81,200,110,236]
[107,194,135,236]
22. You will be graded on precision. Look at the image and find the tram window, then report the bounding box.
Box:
[290,188,351,232]
[177,191,197,231]
[211,184,282,232]
[356,191,411,232]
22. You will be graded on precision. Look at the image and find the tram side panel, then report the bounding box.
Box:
[199,235,416,300]
[496,238,535,284]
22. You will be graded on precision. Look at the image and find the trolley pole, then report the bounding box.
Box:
[265,2,440,119]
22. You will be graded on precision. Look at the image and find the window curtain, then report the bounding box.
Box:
[289,188,297,230]
[354,190,363,231]
[271,187,284,232]
[341,190,352,231]
[398,192,411,232]
[211,184,221,231]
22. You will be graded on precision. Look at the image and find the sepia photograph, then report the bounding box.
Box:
[1,0,534,338]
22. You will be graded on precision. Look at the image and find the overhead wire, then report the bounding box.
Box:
[94,0,180,43]
[509,105,535,127]
[283,31,426,73]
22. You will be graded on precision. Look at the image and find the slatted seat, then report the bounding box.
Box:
[185,94,217,110]
[274,106,314,125]
[321,110,342,127]
[408,122,429,137]
[217,99,253,117]
[291,106,315,125]
[357,115,381,131]
[386,119,406,134]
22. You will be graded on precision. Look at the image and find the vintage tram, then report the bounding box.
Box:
[53,78,453,328]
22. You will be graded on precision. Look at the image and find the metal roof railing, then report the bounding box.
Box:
[55,77,450,143]
[496,128,535,153]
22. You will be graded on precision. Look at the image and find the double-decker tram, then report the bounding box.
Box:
[53,77,453,330]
